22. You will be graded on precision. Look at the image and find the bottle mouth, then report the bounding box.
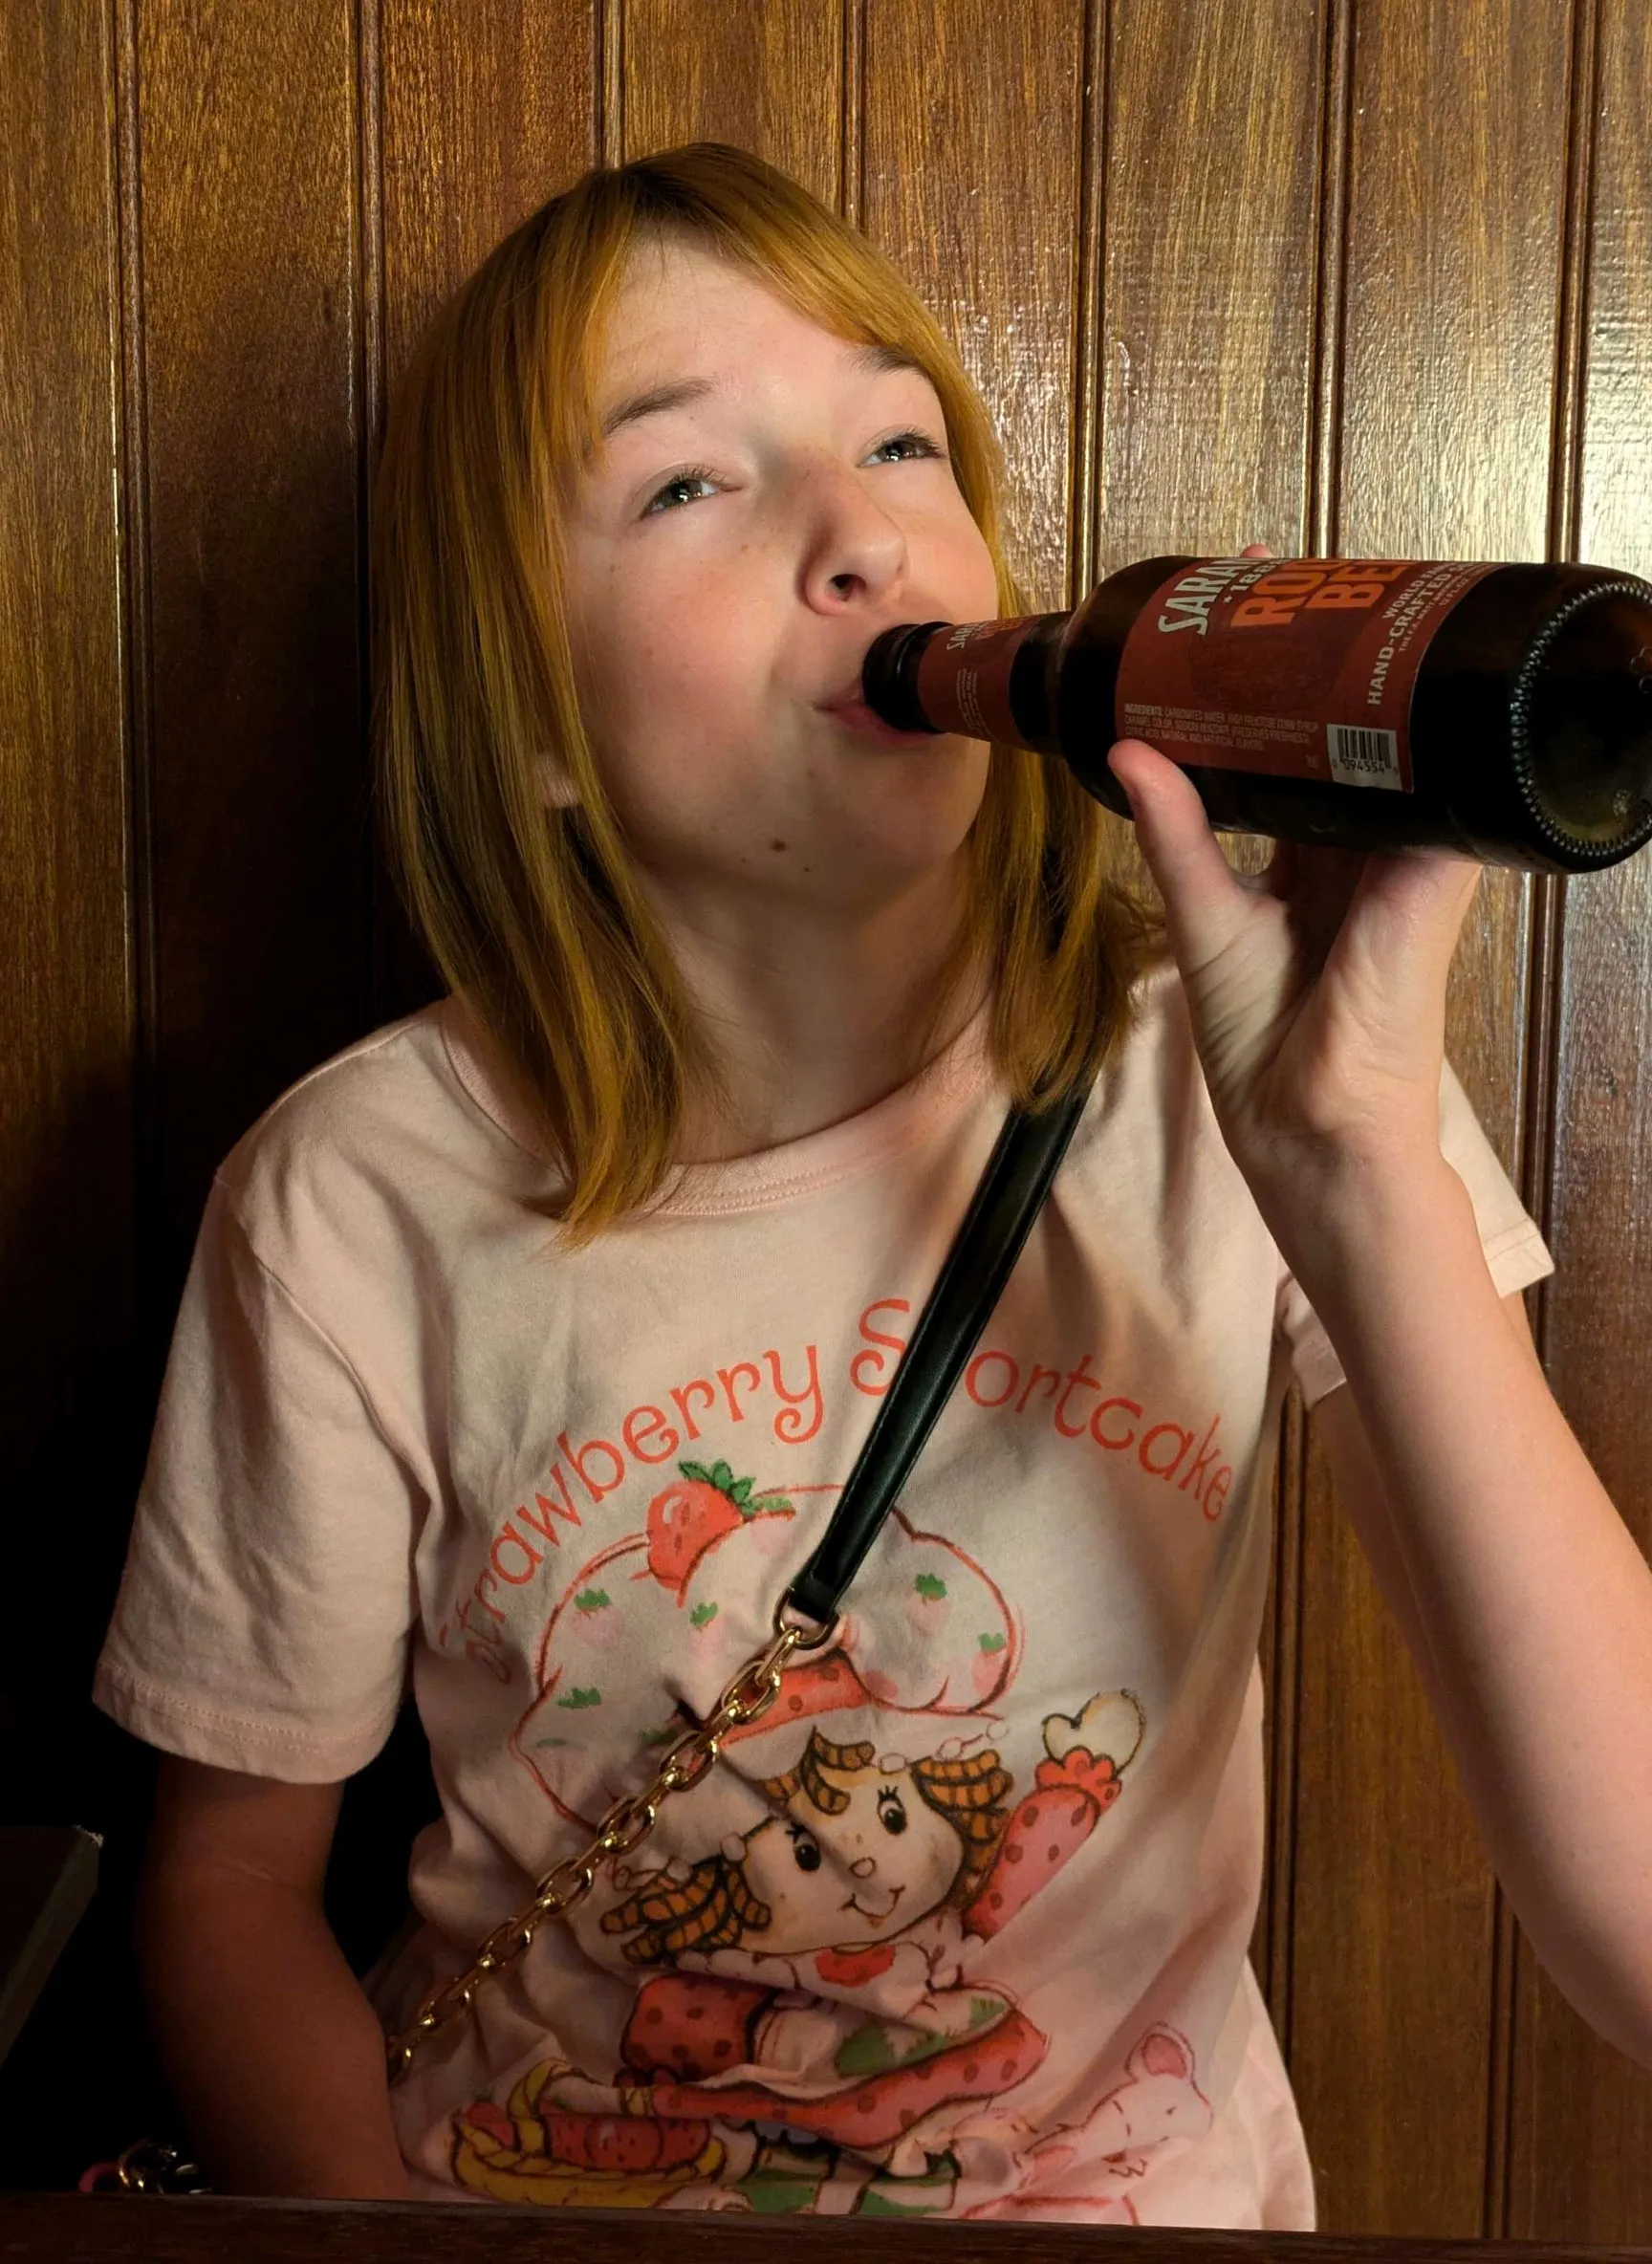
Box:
[859,622,948,735]
[1511,582,1652,859]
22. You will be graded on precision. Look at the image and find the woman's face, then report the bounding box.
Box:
[561,234,1003,922]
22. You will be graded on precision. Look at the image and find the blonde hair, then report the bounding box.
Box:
[372,142,1168,1244]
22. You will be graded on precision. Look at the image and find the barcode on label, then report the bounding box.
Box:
[1326,723,1402,789]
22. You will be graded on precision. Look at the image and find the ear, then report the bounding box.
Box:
[535,754,580,810]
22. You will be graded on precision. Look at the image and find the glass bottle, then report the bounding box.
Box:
[859,555,1652,873]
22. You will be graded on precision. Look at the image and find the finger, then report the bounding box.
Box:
[1107,739,1260,975]
[1295,857,1476,1067]
[1332,847,1483,991]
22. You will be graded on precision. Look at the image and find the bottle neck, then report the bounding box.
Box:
[901,611,1069,750]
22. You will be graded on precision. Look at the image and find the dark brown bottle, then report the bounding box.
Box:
[860,555,1652,873]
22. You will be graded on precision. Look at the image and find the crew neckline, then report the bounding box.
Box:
[437,993,999,1219]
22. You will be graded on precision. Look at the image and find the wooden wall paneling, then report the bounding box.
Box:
[1291,0,1576,2235]
[621,0,843,207]
[859,0,1089,622]
[1508,0,1652,2240]
[378,0,598,403]
[1085,0,1330,2117]
[0,0,142,2193]
[0,0,133,1663]
[136,0,374,1279]
[374,0,598,1026]
[1091,0,1328,584]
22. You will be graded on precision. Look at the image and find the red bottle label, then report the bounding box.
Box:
[914,615,1046,745]
[1114,557,1501,791]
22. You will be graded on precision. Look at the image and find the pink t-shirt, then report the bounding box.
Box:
[92,964,1554,2226]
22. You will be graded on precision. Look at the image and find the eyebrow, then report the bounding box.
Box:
[594,340,925,446]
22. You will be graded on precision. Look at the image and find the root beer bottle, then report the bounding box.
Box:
[860,556,1652,873]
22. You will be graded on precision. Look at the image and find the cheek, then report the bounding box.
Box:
[930,504,1002,623]
[962,546,1003,623]
[900,1814,965,1897]
[568,548,705,722]
[746,1834,825,1913]
[582,609,715,745]
[578,601,768,820]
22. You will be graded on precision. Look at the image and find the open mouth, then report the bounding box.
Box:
[819,699,936,749]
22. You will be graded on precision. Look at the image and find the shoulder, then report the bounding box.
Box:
[216,1006,449,1191]
[226,1002,443,1142]
[209,1001,539,1298]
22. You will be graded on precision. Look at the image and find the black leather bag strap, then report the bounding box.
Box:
[783,1068,1098,1631]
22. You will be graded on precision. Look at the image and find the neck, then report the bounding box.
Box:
[654,858,987,1164]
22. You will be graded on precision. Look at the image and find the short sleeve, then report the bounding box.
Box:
[92,1177,424,1780]
[1274,1056,1556,1411]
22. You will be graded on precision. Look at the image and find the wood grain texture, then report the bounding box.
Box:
[1290,0,1576,2235]
[860,0,1088,617]
[374,0,597,1024]
[134,0,373,1274]
[0,0,156,2199]
[11,2188,1652,2262]
[379,0,598,395]
[1507,0,1652,2238]
[1088,0,1328,901]
[0,0,132,1772]
[621,0,843,206]
[1094,0,1326,577]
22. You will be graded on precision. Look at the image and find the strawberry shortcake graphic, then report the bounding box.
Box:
[457,1462,1149,2212]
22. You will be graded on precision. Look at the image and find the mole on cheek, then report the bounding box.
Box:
[770,839,788,852]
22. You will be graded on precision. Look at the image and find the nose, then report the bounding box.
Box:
[798,456,909,617]
[849,1856,877,1878]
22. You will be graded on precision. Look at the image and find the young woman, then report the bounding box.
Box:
[93,142,1652,2227]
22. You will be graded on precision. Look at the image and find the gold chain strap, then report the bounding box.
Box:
[384,1608,835,2084]
[103,2137,209,2193]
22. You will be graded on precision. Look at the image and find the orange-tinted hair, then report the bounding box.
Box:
[372,142,1168,1244]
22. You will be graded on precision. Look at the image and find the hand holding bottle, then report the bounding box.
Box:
[1104,546,1484,1213]
[860,533,1651,1204]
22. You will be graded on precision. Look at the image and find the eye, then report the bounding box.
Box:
[867,427,946,468]
[640,427,946,519]
[788,1823,822,1872]
[877,1788,908,1836]
[642,465,719,517]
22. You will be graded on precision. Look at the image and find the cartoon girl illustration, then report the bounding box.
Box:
[603,1722,1011,1983]
[454,1464,1148,2211]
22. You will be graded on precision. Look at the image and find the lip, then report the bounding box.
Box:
[818,697,937,749]
[841,1883,905,1924]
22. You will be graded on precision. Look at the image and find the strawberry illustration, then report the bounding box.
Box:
[905,1568,951,1637]
[972,1628,1010,1697]
[567,1584,624,1652]
[645,1462,791,1595]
